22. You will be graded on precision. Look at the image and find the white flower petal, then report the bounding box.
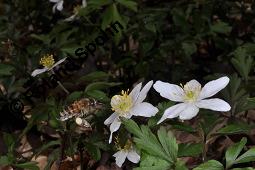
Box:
[127,150,140,164]
[129,82,142,103]
[123,112,133,119]
[135,80,153,104]
[157,103,187,124]
[184,79,201,91]
[82,0,87,7]
[109,118,121,143]
[179,104,199,120]
[153,81,184,102]
[50,0,60,2]
[50,57,66,69]
[56,0,63,11]
[104,113,118,125]
[31,68,48,77]
[64,14,77,22]
[196,98,231,112]
[131,102,158,117]
[199,76,230,100]
[113,151,128,167]
[52,4,57,13]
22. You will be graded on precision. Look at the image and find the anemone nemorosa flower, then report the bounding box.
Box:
[31,54,66,77]
[113,139,140,167]
[104,81,159,143]
[64,0,87,22]
[153,77,231,124]
[49,0,64,13]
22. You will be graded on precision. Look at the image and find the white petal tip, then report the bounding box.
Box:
[157,118,165,124]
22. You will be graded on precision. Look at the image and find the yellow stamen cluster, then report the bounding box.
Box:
[111,90,132,116]
[39,54,55,68]
[73,5,80,14]
[183,83,201,102]
[115,137,133,151]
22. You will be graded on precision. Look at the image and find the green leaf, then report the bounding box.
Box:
[172,8,189,30]
[85,90,110,102]
[0,156,11,166]
[171,121,196,133]
[182,42,197,57]
[216,124,252,135]
[144,22,157,33]
[35,140,60,158]
[78,71,109,83]
[193,160,224,170]
[235,147,255,164]
[44,149,60,170]
[65,91,84,103]
[84,82,121,92]
[88,0,112,6]
[175,160,188,170]
[101,3,125,44]
[225,137,247,169]
[231,168,255,170]
[122,119,142,137]
[0,64,15,76]
[157,127,178,163]
[123,120,177,165]
[231,47,253,81]
[30,34,51,44]
[85,143,101,161]
[116,0,137,12]
[135,153,170,170]
[3,133,14,147]
[134,125,169,162]
[178,143,203,157]
[15,162,39,170]
[211,21,232,34]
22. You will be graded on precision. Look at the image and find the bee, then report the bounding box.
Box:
[59,98,103,128]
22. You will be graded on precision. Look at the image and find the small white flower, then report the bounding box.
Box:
[31,54,66,77]
[113,140,140,167]
[64,0,87,22]
[154,76,231,123]
[49,0,64,13]
[104,81,159,143]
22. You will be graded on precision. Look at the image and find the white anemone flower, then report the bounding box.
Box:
[104,81,159,143]
[113,139,140,167]
[31,54,66,77]
[49,0,64,13]
[153,76,231,124]
[64,0,87,22]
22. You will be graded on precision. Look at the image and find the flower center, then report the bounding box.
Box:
[183,83,201,102]
[73,5,80,14]
[122,139,132,151]
[115,138,133,151]
[111,90,133,116]
[39,54,55,68]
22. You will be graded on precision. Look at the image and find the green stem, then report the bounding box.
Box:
[50,70,70,94]
[80,148,84,170]
[57,81,70,95]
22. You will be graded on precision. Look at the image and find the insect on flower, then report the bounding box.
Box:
[113,138,140,167]
[59,98,103,128]
[153,76,231,123]
[31,54,66,77]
